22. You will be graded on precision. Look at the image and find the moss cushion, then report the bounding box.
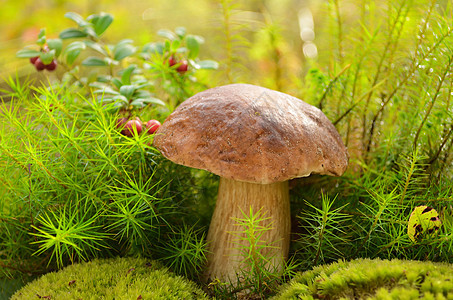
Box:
[12,257,208,300]
[273,258,453,299]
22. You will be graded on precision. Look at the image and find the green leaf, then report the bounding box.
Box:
[47,39,63,57]
[66,49,81,65]
[82,26,98,39]
[37,38,46,47]
[65,41,86,53]
[130,98,145,108]
[113,40,136,61]
[87,12,113,36]
[64,12,88,27]
[170,39,181,53]
[64,42,86,65]
[112,78,123,89]
[40,50,55,65]
[121,65,136,85]
[193,35,205,44]
[38,28,46,39]
[84,40,108,56]
[16,49,41,58]
[135,83,152,90]
[176,47,188,53]
[82,57,108,66]
[185,35,200,59]
[142,97,166,106]
[164,40,171,52]
[59,28,88,39]
[111,95,129,104]
[196,60,219,70]
[93,87,120,95]
[143,42,164,55]
[157,29,176,40]
[119,85,136,99]
[104,57,118,66]
[175,27,186,38]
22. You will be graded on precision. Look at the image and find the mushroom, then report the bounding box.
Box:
[153,84,348,283]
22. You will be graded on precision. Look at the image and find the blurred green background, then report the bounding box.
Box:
[1,0,325,92]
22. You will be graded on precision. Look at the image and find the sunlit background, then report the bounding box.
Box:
[1,0,333,93]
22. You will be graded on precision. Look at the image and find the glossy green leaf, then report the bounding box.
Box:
[66,49,81,65]
[119,85,136,99]
[104,57,119,66]
[164,40,171,52]
[87,12,113,36]
[65,41,86,53]
[100,95,128,105]
[93,87,119,95]
[170,39,181,53]
[16,49,41,58]
[82,26,98,39]
[143,42,164,55]
[65,12,88,27]
[47,39,63,57]
[142,97,166,106]
[38,28,46,39]
[64,42,86,65]
[176,47,188,53]
[193,35,205,44]
[113,41,136,61]
[196,60,219,70]
[130,99,145,108]
[112,78,123,89]
[59,28,88,39]
[37,37,46,46]
[95,75,112,83]
[82,57,108,66]
[175,27,186,38]
[121,65,136,85]
[84,40,108,56]
[157,29,176,40]
[135,83,152,90]
[185,35,200,59]
[40,50,55,65]
[111,95,129,104]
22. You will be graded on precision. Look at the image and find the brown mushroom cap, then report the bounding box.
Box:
[153,84,348,184]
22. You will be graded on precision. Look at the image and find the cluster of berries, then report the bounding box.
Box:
[117,117,161,137]
[167,56,188,73]
[30,56,57,71]
[30,46,57,71]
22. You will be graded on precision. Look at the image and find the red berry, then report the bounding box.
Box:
[167,56,177,67]
[34,58,46,71]
[145,119,161,134]
[45,59,57,71]
[30,56,39,64]
[177,61,188,73]
[116,117,128,130]
[122,120,142,137]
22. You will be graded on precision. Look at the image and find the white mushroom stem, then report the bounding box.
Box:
[204,177,291,283]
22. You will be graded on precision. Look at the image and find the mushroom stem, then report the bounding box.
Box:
[204,177,291,283]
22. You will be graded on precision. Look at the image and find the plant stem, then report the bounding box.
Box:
[413,57,453,149]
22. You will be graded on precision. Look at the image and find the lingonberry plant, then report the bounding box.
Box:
[3,11,218,289]
[16,12,218,121]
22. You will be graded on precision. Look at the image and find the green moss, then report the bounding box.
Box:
[273,258,453,300]
[11,257,209,300]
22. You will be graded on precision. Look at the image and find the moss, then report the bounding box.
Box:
[11,257,209,300]
[273,258,453,300]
